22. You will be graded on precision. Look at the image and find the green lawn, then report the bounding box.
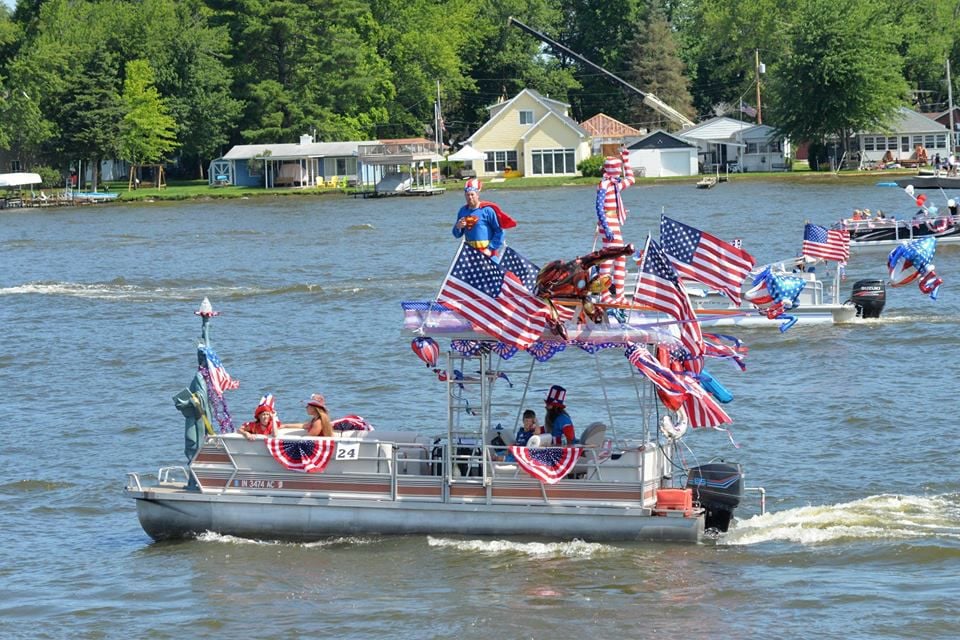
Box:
[98,166,921,202]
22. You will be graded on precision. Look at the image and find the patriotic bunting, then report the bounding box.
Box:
[266,438,337,473]
[509,446,582,484]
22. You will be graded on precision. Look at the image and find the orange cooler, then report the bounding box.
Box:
[655,488,694,516]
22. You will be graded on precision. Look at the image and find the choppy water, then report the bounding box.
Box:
[2,180,959,639]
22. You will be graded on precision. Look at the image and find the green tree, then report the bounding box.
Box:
[767,0,908,160]
[118,59,179,172]
[623,0,695,131]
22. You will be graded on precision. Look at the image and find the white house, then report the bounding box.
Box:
[855,107,951,166]
[626,130,698,177]
[739,124,791,172]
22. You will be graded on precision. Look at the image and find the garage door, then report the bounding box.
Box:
[659,151,692,177]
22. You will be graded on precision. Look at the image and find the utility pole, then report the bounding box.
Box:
[948,59,956,153]
[755,49,763,125]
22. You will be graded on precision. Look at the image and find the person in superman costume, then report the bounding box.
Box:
[452,178,516,262]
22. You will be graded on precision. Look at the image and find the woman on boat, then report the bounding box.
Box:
[544,385,576,446]
[305,393,333,437]
[238,394,280,440]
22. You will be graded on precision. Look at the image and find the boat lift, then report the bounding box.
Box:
[508,17,695,130]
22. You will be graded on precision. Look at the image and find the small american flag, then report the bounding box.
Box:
[625,343,688,395]
[802,223,850,262]
[660,216,756,305]
[678,373,733,429]
[200,346,239,394]
[634,237,703,372]
[438,245,551,349]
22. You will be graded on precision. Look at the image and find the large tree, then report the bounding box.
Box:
[767,0,908,159]
[118,59,179,175]
[623,0,695,131]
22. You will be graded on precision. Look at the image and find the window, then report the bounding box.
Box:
[519,110,534,125]
[924,135,935,148]
[901,136,910,152]
[484,150,518,173]
[886,137,896,150]
[336,158,347,175]
[863,137,875,151]
[9,160,21,172]
[936,134,946,148]
[747,142,759,154]
[530,148,576,175]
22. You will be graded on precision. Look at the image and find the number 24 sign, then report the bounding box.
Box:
[335,442,359,461]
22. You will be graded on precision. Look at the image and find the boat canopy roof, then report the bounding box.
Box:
[0,172,42,188]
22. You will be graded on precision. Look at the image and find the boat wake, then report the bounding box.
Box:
[426,535,616,558]
[722,493,960,546]
[0,280,354,302]
[194,531,379,547]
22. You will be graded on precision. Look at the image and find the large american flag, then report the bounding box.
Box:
[500,247,576,324]
[678,373,733,428]
[635,343,732,429]
[634,237,703,372]
[660,215,756,305]
[802,223,849,262]
[437,245,551,348]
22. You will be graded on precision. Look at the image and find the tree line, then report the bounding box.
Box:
[0,0,957,181]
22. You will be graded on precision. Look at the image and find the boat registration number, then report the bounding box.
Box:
[336,442,360,460]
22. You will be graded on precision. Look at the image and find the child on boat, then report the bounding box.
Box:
[238,394,280,440]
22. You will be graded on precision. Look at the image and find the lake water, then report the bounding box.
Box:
[2,180,959,639]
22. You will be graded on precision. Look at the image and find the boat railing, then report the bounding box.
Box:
[744,485,767,516]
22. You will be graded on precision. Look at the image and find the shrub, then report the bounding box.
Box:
[577,155,604,178]
[33,166,63,188]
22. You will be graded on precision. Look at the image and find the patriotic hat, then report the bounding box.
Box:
[545,385,567,408]
[254,393,275,418]
[464,178,482,192]
[603,157,622,177]
[306,393,327,411]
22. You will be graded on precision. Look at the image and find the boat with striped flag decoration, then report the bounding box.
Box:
[127,234,761,543]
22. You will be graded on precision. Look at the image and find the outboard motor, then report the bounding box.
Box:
[686,462,743,532]
[850,279,886,318]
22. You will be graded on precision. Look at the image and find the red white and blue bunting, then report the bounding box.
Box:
[509,446,582,484]
[266,438,336,473]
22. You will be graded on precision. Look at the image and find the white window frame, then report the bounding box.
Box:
[519,110,534,125]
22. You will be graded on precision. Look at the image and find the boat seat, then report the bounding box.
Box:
[571,422,609,479]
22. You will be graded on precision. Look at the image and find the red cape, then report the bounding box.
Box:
[480,200,517,229]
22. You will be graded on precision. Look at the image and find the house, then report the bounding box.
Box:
[626,130,697,177]
[855,107,951,167]
[923,106,960,152]
[464,88,592,179]
[211,134,373,187]
[739,124,791,172]
[580,113,645,157]
[678,116,753,172]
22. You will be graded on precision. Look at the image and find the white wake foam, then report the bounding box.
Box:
[722,493,960,546]
[426,535,616,558]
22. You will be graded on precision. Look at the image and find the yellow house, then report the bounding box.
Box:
[464,88,592,179]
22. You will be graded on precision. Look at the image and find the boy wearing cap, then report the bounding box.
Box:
[452,178,514,261]
[544,385,577,446]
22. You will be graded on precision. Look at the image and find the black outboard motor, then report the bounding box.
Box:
[850,279,886,318]
[686,462,743,532]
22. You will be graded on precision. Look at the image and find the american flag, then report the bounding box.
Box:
[642,344,732,429]
[438,245,552,349]
[509,446,582,484]
[500,247,575,323]
[200,346,239,394]
[802,223,849,262]
[660,216,755,305]
[625,344,688,395]
[678,373,732,428]
[634,237,703,372]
